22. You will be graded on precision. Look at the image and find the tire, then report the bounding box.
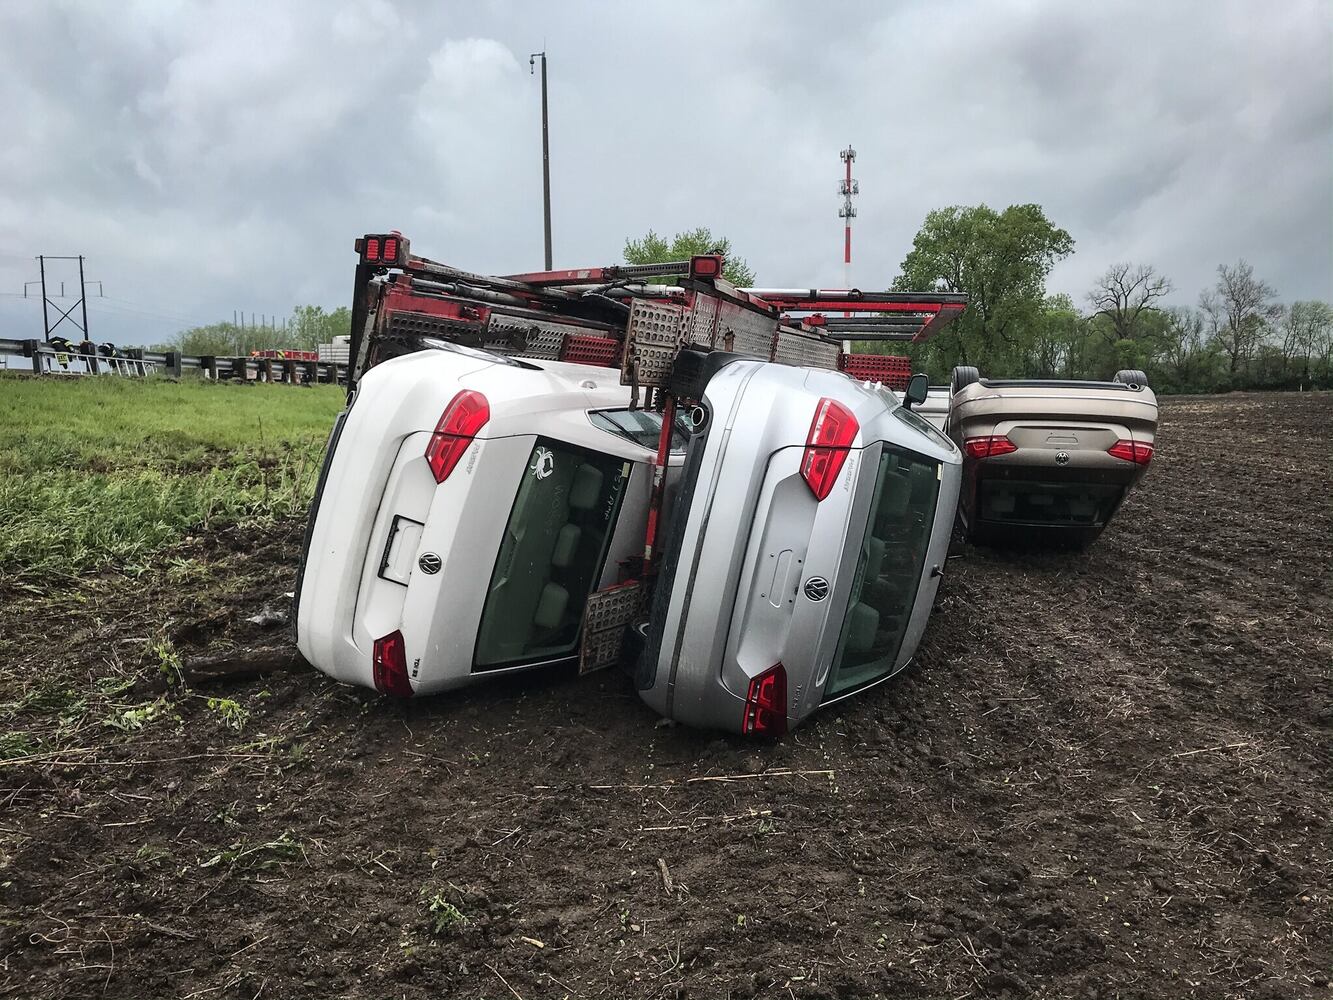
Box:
[668,349,747,402]
[951,365,980,395]
[1114,369,1149,388]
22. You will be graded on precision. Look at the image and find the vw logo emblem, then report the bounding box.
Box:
[803,577,830,602]
[1055,451,1070,465]
[418,552,442,575]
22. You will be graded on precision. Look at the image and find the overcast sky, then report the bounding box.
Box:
[1,0,1329,346]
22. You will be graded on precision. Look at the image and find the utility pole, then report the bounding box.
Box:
[38,256,49,342]
[838,147,859,339]
[78,255,90,341]
[530,50,552,269]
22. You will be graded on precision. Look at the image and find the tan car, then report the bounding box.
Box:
[946,367,1158,546]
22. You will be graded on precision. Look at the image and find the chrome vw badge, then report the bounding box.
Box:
[1055,451,1070,465]
[803,577,830,602]
[418,552,442,575]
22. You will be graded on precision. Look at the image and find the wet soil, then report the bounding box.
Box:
[1,391,1329,999]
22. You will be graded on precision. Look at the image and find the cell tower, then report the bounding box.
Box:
[838,146,859,291]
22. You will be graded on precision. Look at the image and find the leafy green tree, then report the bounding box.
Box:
[1026,294,1085,378]
[286,305,352,350]
[892,204,1074,375]
[165,306,351,357]
[623,227,756,286]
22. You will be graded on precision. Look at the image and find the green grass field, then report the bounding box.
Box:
[0,375,344,581]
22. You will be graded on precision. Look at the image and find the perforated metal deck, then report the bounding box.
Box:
[579,581,644,674]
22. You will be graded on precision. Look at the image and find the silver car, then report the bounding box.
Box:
[635,358,961,735]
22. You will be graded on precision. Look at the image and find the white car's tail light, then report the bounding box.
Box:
[425,390,489,483]
[372,630,413,697]
[800,398,859,501]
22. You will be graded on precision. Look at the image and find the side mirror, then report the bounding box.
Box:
[904,373,929,409]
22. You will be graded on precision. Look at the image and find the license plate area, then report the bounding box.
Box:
[377,515,424,586]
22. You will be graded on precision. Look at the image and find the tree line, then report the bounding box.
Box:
[157,305,352,358]
[625,218,1331,393]
[162,216,1331,393]
[886,204,1332,392]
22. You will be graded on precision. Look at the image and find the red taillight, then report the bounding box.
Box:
[425,390,490,483]
[1108,439,1153,465]
[800,397,859,501]
[382,237,398,263]
[963,435,1018,459]
[365,237,381,262]
[742,664,788,736]
[372,630,413,697]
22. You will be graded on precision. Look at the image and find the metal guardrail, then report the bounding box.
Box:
[0,338,348,385]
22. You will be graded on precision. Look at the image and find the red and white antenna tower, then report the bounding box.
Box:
[838,146,859,321]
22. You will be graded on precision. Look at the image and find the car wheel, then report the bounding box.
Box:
[1114,369,1149,388]
[668,349,748,402]
[951,365,980,395]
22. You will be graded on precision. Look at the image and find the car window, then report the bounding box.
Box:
[823,444,940,701]
[474,439,629,670]
[893,404,953,450]
[589,409,688,453]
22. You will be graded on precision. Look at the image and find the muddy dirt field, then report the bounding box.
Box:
[1,391,1329,999]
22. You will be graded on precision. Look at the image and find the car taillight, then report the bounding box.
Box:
[800,398,859,501]
[425,390,489,483]
[742,664,788,736]
[1108,439,1153,465]
[963,435,1018,459]
[372,630,413,697]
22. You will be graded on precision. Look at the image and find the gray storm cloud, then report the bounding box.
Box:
[0,0,1328,345]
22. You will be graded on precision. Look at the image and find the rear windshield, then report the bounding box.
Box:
[589,408,689,453]
[823,444,940,701]
[474,439,628,670]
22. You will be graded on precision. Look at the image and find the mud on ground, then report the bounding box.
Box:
[1,391,1329,999]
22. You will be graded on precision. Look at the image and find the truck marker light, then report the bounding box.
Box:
[365,237,381,262]
[742,664,788,736]
[425,390,490,483]
[801,398,859,501]
[372,630,413,697]
[382,237,399,263]
[963,435,1018,459]
[1107,439,1154,465]
[689,254,723,280]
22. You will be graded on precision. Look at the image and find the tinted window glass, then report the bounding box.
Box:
[475,439,628,670]
[893,404,953,451]
[589,409,688,453]
[823,444,940,700]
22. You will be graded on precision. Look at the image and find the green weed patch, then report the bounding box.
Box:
[0,375,342,579]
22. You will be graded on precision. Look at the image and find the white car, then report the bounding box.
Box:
[294,344,682,696]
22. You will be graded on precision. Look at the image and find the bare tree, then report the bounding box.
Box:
[1087,262,1173,342]
[1199,260,1281,374]
[1158,306,1210,386]
[1281,301,1333,383]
